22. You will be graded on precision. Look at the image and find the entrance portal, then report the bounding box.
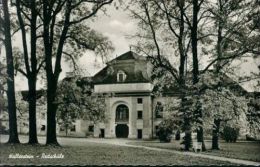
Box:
[115,124,129,138]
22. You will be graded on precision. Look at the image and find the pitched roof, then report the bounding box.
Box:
[93,51,150,84]
[107,51,146,64]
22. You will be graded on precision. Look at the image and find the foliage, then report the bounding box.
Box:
[15,92,29,130]
[156,72,249,147]
[221,126,239,143]
[0,62,7,94]
[191,72,247,128]
[56,75,106,135]
[246,95,260,138]
[157,120,174,143]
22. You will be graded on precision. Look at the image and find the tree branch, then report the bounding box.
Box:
[69,0,113,25]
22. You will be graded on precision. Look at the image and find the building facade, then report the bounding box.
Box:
[91,51,178,139]
[1,51,257,140]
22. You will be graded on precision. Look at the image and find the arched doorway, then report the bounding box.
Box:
[115,124,129,138]
[115,104,129,138]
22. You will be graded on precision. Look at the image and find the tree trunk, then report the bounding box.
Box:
[28,0,39,145]
[3,0,20,144]
[178,0,185,87]
[65,124,68,137]
[192,0,206,151]
[212,119,221,150]
[191,0,199,84]
[28,77,38,144]
[15,0,39,144]
[197,127,206,151]
[46,80,59,145]
[184,130,192,151]
[182,97,192,151]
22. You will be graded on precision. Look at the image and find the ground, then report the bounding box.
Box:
[0,135,259,166]
[129,140,260,162]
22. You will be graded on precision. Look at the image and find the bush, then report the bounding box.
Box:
[246,134,257,141]
[157,126,172,143]
[222,126,239,142]
[0,124,8,134]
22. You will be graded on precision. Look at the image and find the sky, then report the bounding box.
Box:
[1,2,259,92]
[5,3,137,91]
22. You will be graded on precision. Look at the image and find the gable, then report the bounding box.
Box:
[93,51,151,84]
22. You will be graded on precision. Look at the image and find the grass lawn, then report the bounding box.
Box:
[128,140,260,162]
[203,141,260,162]
[0,142,234,166]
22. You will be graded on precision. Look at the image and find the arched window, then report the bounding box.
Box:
[116,104,129,122]
[117,70,126,82]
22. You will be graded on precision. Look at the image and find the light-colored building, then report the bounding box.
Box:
[90,51,179,139]
[1,51,258,140]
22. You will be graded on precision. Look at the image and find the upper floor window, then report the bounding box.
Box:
[115,104,129,122]
[137,110,143,119]
[117,70,126,82]
[137,98,143,104]
[41,125,46,131]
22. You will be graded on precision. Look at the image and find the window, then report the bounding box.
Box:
[155,102,163,118]
[137,98,143,104]
[137,111,143,119]
[115,104,129,122]
[117,70,126,82]
[118,73,124,82]
[88,125,94,132]
[40,125,45,131]
[71,125,76,132]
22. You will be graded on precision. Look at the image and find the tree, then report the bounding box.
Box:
[196,72,248,149]
[1,0,20,144]
[190,0,205,151]
[200,0,259,149]
[41,0,114,145]
[56,75,106,136]
[128,0,195,150]
[246,93,260,139]
[6,0,114,145]
[12,0,46,144]
[130,0,259,151]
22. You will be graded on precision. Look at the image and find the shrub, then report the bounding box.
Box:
[246,134,257,141]
[157,126,172,143]
[0,124,9,134]
[222,126,239,142]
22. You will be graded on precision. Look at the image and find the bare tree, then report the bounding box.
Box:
[41,0,114,145]
[1,0,20,144]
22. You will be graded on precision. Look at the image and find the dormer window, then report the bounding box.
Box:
[117,70,126,82]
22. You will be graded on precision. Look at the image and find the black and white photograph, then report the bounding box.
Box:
[0,0,260,166]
